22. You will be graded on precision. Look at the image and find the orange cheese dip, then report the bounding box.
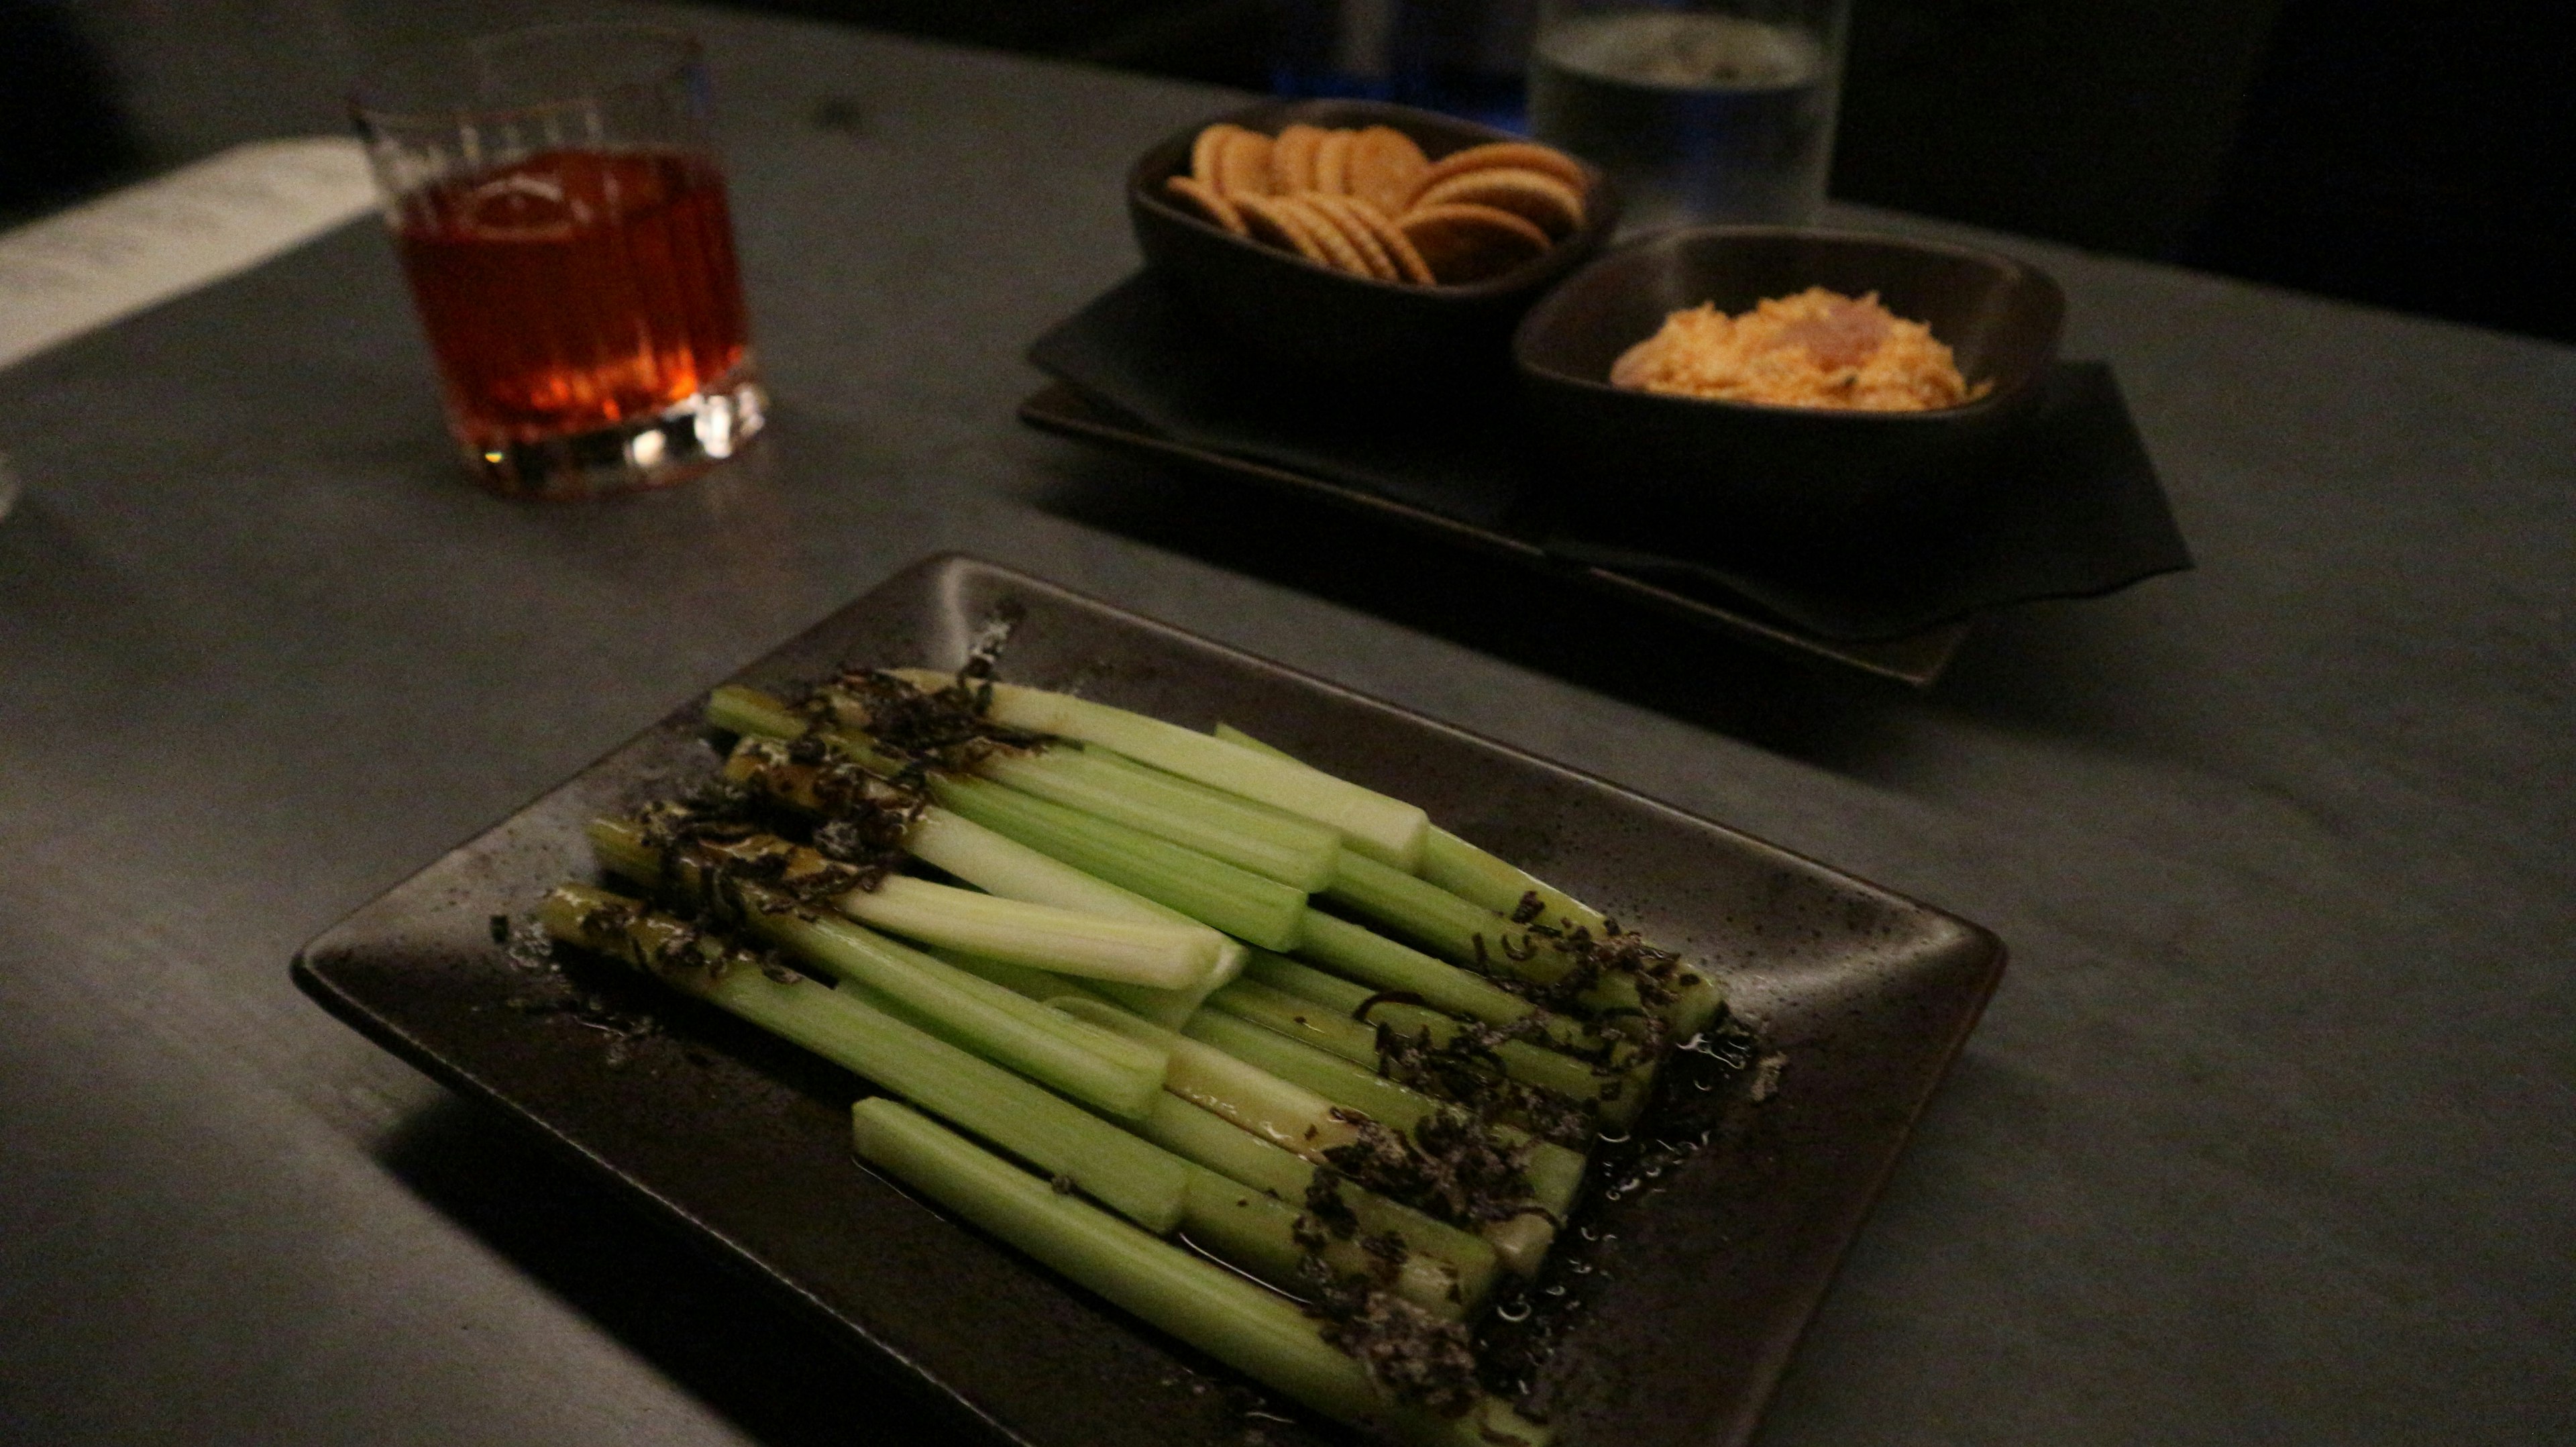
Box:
[1610,287,1989,412]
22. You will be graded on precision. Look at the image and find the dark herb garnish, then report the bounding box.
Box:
[1371,1018,1600,1148]
[1323,1111,1539,1230]
[1301,1267,1482,1417]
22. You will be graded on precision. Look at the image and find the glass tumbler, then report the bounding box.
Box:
[1527,0,1851,233]
[353,24,764,498]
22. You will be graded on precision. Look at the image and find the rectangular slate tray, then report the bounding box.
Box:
[294,553,2005,1447]
[1021,384,1973,688]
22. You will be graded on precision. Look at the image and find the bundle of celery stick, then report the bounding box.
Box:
[539,662,1726,1445]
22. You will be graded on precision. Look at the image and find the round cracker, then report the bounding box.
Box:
[1269,194,1373,277]
[1312,129,1356,195]
[1190,123,1243,189]
[1217,128,1275,196]
[1413,166,1585,237]
[1411,141,1587,202]
[1232,193,1332,265]
[1326,195,1435,284]
[1346,125,1430,217]
[1396,202,1551,284]
[1294,193,1397,280]
[1163,174,1249,237]
[1270,123,1326,193]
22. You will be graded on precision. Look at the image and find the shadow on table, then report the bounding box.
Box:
[377,1093,991,1447]
[1018,444,1941,772]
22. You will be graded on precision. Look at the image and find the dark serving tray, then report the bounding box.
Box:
[294,553,2005,1447]
[1022,384,1972,688]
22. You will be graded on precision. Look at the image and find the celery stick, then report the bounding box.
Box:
[1140,1095,1499,1311]
[1295,909,1536,1028]
[1179,1167,1466,1320]
[1187,1008,1436,1133]
[978,746,1339,891]
[845,874,1217,989]
[885,673,1426,870]
[1324,850,1711,1031]
[908,808,1259,1018]
[932,773,1306,951]
[936,943,1235,1034]
[1216,725,1721,1034]
[1245,953,1655,1128]
[1208,977,1385,1069]
[1053,996,1361,1161]
[589,821,1167,1120]
[1417,826,1609,939]
[1210,977,1642,1131]
[1213,724,1615,939]
[850,1102,1548,1446]
[706,684,808,741]
[1181,1011,1587,1224]
[541,886,1185,1231]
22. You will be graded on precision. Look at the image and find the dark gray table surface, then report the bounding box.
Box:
[3,5,2570,1445]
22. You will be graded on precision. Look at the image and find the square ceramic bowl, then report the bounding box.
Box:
[1513,227,2064,560]
[1128,98,1620,399]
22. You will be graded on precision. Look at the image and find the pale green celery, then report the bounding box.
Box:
[1212,725,1607,936]
[850,1102,1548,1447]
[588,820,1165,1120]
[1179,1167,1466,1320]
[884,672,1426,870]
[1086,994,1560,1281]
[1241,949,1379,1012]
[977,745,1339,892]
[719,738,1235,1001]
[541,886,1185,1231]
[1244,952,1654,1130]
[1216,726,1724,1034]
[1144,1095,1499,1312]
[893,806,1247,1024]
[931,773,1305,951]
[1416,826,1609,939]
[1208,977,1385,1069]
[905,804,1189,924]
[1181,1010,1587,1225]
[706,684,808,741]
[1210,977,1643,1132]
[830,969,1163,1093]
[1185,1008,1437,1133]
[842,874,1218,990]
[841,939,1458,1312]
[936,942,1237,1033]
[1295,909,1540,1029]
[1053,996,1362,1161]
[928,945,1069,1002]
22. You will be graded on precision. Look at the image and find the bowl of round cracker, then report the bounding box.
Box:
[1128,99,1619,398]
[1513,225,2064,559]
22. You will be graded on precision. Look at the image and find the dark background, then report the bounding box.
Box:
[6,0,2569,343]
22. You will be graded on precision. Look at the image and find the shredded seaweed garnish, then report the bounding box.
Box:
[1323,1111,1540,1230]
[1459,908,1701,1048]
[725,735,925,876]
[1281,1173,1481,1417]
[1301,1267,1483,1417]
[636,800,887,917]
[1370,1018,1601,1148]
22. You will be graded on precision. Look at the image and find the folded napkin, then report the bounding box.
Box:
[1030,273,2191,642]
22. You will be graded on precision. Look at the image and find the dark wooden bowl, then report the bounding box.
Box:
[1514,226,2065,560]
[1128,98,1621,400]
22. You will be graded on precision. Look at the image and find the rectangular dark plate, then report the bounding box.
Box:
[1019,384,1971,688]
[295,553,2004,1447]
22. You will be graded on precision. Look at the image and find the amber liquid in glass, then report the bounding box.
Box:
[392,148,750,447]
